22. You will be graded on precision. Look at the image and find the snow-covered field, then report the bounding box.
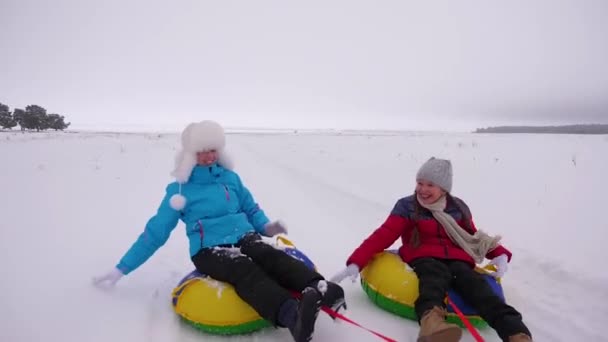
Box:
[1,130,607,342]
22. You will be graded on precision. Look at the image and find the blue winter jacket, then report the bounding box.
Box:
[116,163,270,275]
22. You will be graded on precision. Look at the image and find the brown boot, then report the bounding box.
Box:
[509,333,532,341]
[417,306,462,342]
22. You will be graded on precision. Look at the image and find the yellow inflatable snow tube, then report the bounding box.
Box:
[171,236,316,335]
[172,273,270,334]
[360,251,504,328]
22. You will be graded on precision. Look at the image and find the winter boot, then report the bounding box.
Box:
[417,306,462,342]
[310,280,346,313]
[288,287,322,342]
[508,333,532,341]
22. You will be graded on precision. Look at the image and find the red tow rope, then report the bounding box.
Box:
[446,296,485,342]
[302,295,482,342]
[322,306,398,342]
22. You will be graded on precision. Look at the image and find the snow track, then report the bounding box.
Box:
[1,131,606,342]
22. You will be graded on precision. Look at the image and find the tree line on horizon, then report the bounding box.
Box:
[0,102,70,131]
[474,124,608,134]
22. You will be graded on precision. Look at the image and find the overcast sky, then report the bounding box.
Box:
[1,0,607,131]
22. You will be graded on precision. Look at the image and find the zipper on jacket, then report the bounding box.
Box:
[437,221,448,257]
[222,184,230,201]
[197,220,204,248]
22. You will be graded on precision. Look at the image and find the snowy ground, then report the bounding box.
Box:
[1,130,607,342]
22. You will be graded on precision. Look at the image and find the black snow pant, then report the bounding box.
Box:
[191,232,324,326]
[410,257,531,341]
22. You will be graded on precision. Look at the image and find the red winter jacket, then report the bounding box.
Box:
[347,195,511,269]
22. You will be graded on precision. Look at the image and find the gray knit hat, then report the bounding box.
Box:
[416,157,453,192]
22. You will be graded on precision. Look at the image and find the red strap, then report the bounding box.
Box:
[446,296,484,342]
[321,307,398,342]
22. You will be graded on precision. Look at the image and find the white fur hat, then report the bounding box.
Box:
[169,120,234,210]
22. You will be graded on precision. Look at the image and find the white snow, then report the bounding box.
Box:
[1,130,607,342]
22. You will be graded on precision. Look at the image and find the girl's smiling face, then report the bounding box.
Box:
[196,150,218,165]
[415,179,446,204]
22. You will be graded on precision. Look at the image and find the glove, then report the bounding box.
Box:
[330,264,360,284]
[488,254,509,278]
[264,220,288,237]
[92,267,124,290]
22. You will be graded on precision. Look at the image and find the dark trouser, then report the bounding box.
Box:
[191,233,324,325]
[411,257,531,341]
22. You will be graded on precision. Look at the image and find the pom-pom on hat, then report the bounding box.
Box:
[416,157,453,192]
[169,120,233,210]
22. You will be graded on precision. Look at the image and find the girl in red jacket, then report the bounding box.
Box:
[331,157,532,342]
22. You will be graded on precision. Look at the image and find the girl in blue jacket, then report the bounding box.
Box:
[93,120,344,342]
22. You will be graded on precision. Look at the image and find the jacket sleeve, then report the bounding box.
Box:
[346,213,409,270]
[457,198,513,262]
[235,174,270,234]
[116,183,181,275]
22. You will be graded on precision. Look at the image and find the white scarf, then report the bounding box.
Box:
[417,195,501,264]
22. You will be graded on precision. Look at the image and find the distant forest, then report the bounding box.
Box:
[0,102,70,131]
[474,124,608,134]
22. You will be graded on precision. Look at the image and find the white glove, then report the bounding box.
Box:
[488,254,509,278]
[264,220,288,237]
[92,267,124,290]
[330,264,360,284]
